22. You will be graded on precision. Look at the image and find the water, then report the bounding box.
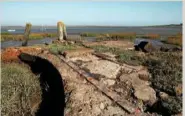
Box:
[1,26,182,36]
[1,38,57,49]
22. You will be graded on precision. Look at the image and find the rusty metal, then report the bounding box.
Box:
[58,55,137,114]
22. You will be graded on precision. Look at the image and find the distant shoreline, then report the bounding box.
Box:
[1,24,182,29]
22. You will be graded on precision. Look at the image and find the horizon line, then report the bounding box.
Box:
[1,23,183,27]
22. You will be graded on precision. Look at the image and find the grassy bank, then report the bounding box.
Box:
[1,63,41,116]
[1,32,57,41]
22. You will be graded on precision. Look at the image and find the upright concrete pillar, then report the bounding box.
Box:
[22,23,32,46]
[57,21,67,41]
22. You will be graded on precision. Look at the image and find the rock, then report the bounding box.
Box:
[102,79,115,86]
[68,41,75,45]
[92,105,101,115]
[45,42,49,45]
[122,68,133,74]
[134,86,157,106]
[138,70,150,81]
[81,60,121,79]
[159,92,169,100]
[43,50,49,54]
[144,42,157,52]
[57,21,67,41]
[99,103,105,110]
[115,88,124,93]
[134,39,163,52]
[175,84,182,96]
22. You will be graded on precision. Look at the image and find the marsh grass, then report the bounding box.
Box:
[1,63,41,116]
[90,44,182,114]
[48,43,77,55]
[166,33,182,46]
[143,52,182,114]
[80,32,136,41]
[90,45,144,66]
[136,34,160,39]
[143,52,182,95]
[0,33,57,41]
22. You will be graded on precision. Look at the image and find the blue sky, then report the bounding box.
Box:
[0,2,182,26]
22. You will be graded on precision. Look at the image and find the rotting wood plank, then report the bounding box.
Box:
[58,55,137,114]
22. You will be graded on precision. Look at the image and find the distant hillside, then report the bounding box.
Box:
[146,23,182,27]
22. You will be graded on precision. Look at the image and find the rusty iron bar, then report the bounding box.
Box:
[58,55,137,114]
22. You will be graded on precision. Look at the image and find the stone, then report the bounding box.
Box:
[43,50,49,54]
[102,79,115,86]
[144,42,157,52]
[134,86,157,106]
[68,41,75,45]
[134,39,163,52]
[81,60,121,79]
[99,103,105,110]
[115,88,124,93]
[159,92,169,100]
[57,21,67,41]
[138,70,150,81]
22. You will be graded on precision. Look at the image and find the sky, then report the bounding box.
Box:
[0,2,182,26]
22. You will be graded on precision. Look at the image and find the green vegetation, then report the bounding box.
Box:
[144,52,182,114]
[1,32,11,35]
[144,52,182,95]
[1,63,41,116]
[80,32,99,37]
[48,43,77,55]
[0,33,58,42]
[90,44,182,114]
[80,32,136,41]
[90,45,144,66]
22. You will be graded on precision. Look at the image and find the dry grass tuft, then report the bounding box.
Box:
[1,63,41,116]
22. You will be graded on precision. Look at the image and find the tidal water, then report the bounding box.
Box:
[1,26,182,36]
